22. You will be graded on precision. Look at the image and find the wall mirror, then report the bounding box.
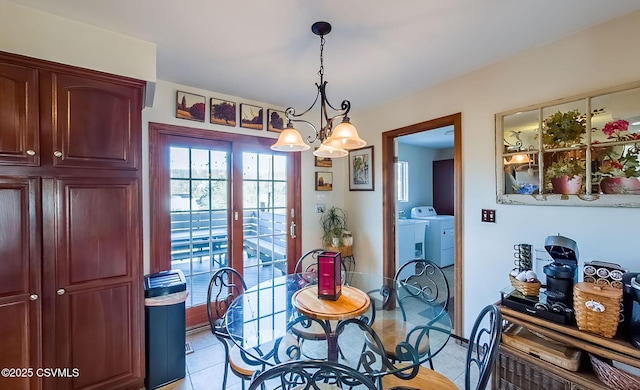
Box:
[496,81,640,207]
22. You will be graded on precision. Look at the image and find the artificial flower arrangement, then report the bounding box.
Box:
[592,119,640,179]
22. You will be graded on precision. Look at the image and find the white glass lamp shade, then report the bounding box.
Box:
[323,118,366,150]
[313,143,348,158]
[271,126,311,152]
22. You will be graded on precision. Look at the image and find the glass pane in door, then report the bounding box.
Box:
[242,152,288,290]
[169,146,229,308]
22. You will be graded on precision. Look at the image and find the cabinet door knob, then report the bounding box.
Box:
[30,294,39,301]
[53,151,63,158]
[56,288,65,295]
[26,149,36,156]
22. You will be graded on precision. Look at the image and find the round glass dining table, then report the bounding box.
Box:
[224,271,452,378]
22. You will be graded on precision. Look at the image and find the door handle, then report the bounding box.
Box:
[30,294,39,301]
[290,221,296,239]
[57,288,65,295]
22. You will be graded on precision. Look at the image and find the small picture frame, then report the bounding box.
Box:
[210,98,236,127]
[349,146,374,191]
[240,103,264,130]
[267,109,286,132]
[176,91,206,122]
[314,148,332,167]
[315,171,333,191]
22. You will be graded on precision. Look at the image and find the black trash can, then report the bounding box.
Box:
[144,269,188,389]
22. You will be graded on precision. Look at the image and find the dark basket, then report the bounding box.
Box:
[589,354,640,390]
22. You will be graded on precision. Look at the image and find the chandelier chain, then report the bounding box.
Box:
[318,35,325,78]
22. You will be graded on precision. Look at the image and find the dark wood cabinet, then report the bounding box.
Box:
[0,51,144,390]
[48,73,141,170]
[0,177,41,390]
[0,62,39,167]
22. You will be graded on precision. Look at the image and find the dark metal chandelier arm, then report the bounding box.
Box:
[284,82,353,144]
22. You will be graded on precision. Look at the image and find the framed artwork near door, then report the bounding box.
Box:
[240,103,264,130]
[210,98,236,126]
[349,146,374,191]
[176,91,206,122]
[315,171,333,191]
[267,109,286,132]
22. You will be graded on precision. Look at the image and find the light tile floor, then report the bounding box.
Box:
[157,327,470,390]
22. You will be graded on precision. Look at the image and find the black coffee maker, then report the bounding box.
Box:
[622,272,640,349]
[543,234,579,308]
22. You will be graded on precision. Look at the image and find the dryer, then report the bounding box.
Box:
[410,206,454,268]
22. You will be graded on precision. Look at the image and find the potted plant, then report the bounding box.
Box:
[545,158,586,195]
[320,206,348,248]
[592,119,640,194]
[542,109,586,148]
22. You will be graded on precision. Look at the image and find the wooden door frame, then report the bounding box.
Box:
[148,122,302,327]
[381,112,463,336]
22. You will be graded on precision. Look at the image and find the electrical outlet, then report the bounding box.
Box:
[315,203,326,213]
[481,209,496,223]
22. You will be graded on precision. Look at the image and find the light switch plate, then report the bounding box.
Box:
[482,209,496,223]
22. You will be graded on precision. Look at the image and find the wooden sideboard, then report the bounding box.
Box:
[494,304,640,390]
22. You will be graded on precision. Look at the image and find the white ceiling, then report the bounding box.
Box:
[7,0,640,113]
[398,126,454,149]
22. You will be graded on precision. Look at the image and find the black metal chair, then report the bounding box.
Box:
[248,360,379,390]
[368,259,451,371]
[384,304,503,390]
[335,318,420,389]
[207,267,295,390]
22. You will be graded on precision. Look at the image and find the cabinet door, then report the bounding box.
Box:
[50,73,141,170]
[44,177,142,389]
[0,62,39,166]
[0,177,42,390]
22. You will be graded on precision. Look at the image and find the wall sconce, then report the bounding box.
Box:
[317,251,342,300]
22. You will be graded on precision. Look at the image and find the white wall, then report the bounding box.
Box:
[141,80,347,273]
[397,143,436,214]
[0,0,156,85]
[347,10,640,336]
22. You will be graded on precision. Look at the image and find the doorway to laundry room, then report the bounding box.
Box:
[381,113,462,336]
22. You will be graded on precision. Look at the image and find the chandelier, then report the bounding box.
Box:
[271,21,366,158]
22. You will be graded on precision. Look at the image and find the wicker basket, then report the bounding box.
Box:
[574,282,622,338]
[589,354,640,390]
[327,245,352,257]
[509,274,541,297]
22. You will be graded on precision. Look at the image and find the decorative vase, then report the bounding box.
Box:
[551,175,582,195]
[600,177,640,195]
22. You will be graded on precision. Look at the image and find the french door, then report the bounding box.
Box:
[149,123,302,327]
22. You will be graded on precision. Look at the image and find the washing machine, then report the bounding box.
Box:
[410,206,454,268]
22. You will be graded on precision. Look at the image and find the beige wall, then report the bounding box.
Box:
[348,10,640,335]
[0,0,156,105]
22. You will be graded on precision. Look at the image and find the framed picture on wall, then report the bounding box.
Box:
[349,146,374,191]
[240,103,264,130]
[267,109,286,132]
[314,148,332,167]
[210,98,236,126]
[315,171,333,191]
[176,91,206,122]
